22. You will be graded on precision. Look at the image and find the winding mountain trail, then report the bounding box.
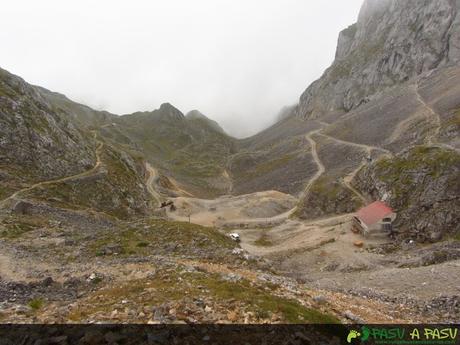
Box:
[414,84,441,145]
[0,133,104,208]
[178,126,374,228]
[317,132,390,157]
[222,169,233,195]
[414,83,460,153]
[300,130,325,200]
[342,163,368,204]
[145,162,163,207]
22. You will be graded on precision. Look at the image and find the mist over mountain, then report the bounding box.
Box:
[0,0,365,138]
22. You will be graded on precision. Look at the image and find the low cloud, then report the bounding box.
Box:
[0,0,363,138]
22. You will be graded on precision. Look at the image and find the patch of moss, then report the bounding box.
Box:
[28,298,44,310]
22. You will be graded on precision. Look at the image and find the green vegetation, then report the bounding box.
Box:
[0,185,14,200]
[90,219,235,258]
[68,269,339,324]
[376,146,459,178]
[311,176,341,197]
[0,82,16,98]
[194,275,339,324]
[111,110,236,197]
[293,175,363,219]
[442,110,460,129]
[238,154,296,180]
[375,146,460,201]
[451,232,460,242]
[28,298,44,310]
[26,145,148,220]
[0,216,46,239]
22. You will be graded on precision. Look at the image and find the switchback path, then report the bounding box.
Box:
[317,132,391,157]
[342,163,368,204]
[145,162,163,207]
[0,132,104,208]
[414,84,441,145]
[414,83,460,153]
[300,130,325,200]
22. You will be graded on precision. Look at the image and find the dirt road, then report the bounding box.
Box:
[301,130,325,199]
[145,162,163,206]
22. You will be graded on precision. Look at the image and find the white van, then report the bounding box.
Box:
[229,233,241,242]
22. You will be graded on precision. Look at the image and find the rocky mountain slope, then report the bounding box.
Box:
[288,0,460,241]
[0,68,152,219]
[0,68,96,199]
[112,104,237,198]
[354,146,460,241]
[296,0,460,120]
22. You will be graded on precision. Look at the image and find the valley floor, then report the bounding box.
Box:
[162,193,460,323]
[0,199,458,324]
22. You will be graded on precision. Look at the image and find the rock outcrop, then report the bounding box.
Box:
[354,146,460,241]
[296,0,460,120]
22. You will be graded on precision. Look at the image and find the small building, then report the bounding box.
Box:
[352,201,396,236]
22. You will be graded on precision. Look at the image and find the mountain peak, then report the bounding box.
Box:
[156,102,185,120]
[185,110,225,134]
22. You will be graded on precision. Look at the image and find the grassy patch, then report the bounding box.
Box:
[0,185,15,201]
[89,219,235,259]
[68,269,339,324]
[0,216,46,239]
[244,154,295,179]
[194,274,339,324]
[451,232,460,242]
[442,110,460,129]
[375,146,460,202]
[28,298,44,310]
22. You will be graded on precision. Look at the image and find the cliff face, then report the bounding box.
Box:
[296,0,460,120]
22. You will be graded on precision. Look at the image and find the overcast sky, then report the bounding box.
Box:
[1,0,363,138]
